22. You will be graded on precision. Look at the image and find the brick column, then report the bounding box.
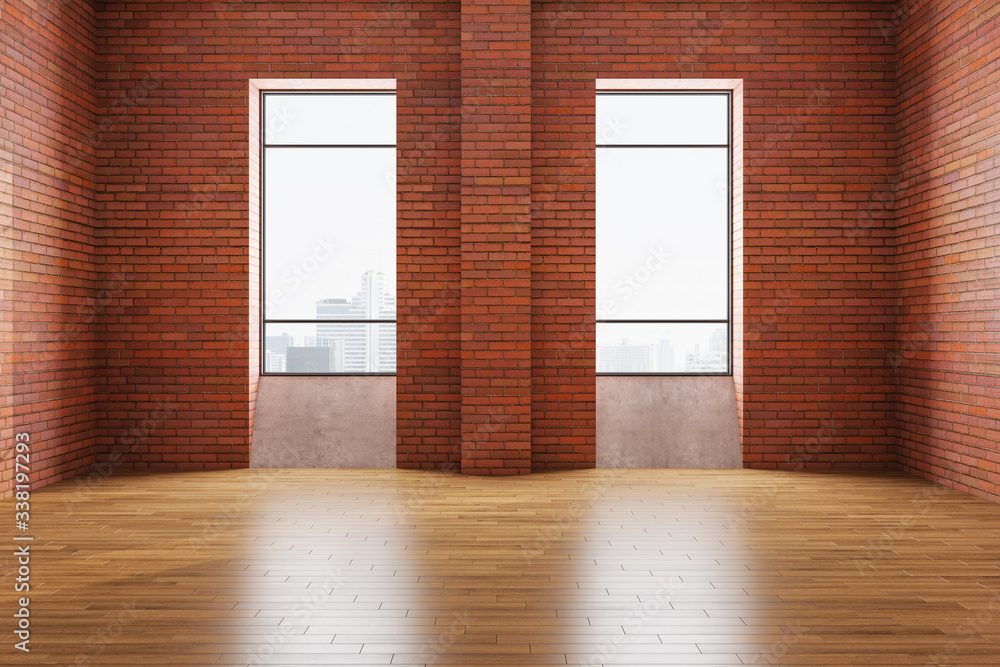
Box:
[460,0,532,474]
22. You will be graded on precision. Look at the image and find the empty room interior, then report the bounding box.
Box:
[2,1,1000,665]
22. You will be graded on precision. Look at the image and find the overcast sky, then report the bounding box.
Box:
[263,93,396,321]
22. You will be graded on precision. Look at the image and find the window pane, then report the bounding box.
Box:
[597,323,728,374]
[264,94,396,145]
[265,323,396,374]
[596,147,728,321]
[596,93,728,145]
[264,147,396,321]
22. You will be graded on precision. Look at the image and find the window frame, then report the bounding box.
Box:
[595,81,739,377]
[256,81,397,377]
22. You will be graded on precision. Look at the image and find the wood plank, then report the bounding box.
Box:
[1,468,999,665]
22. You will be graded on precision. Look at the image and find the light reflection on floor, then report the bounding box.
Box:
[6,468,1000,665]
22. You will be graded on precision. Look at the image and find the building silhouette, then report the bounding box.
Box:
[597,338,658,373]
[658,338,676,372]
[303,336,346,372]
[597,327,727,373]
[314,270,396,373]
[315,297,363,371]
[264,333,293,373]
[286,346,336,373]
[352,269,396,372]
[683,326,728,372]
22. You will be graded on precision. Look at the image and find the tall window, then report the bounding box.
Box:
[596,86,732,374]
[261,88,396,375]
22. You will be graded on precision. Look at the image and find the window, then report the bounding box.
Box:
[596,84,733,374]
[261,86,396,375]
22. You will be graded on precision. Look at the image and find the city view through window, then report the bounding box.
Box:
[596,89,732,374]
[262,90,397,374]
[596,324,728,373]
[262,87,728,376]
[265,270,397,374]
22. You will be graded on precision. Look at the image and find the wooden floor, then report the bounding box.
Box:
[2,468,1000,666]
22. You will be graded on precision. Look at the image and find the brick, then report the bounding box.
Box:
[2,1,997,502]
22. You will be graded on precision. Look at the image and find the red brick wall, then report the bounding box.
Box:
[728,2,898,470]
[12,1,996,495]
[529,11,596,471]
[459,0,533,474]
[1,0,101,499]
[531,1,898,471]
[396,5,463,471]
[93,2,464,472]
[894,0,1000,503]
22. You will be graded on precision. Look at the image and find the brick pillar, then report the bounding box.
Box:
[460,0,532,474]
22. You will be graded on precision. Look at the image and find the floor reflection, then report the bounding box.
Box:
[12,468,1000,665]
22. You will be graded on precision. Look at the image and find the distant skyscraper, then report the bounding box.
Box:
[287,346,335,373]
[353,270,395,320]
[265,333,293,355]
[351,270,396,372]
[597,338,657,373]
[657,338,676,372]
[265,353,287,373]
[264,333,293,373]
[684,339,727,372]
[709,327,727,354]
[304,336,346,372]
[316,297,366,371]
[314,270,396,373]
